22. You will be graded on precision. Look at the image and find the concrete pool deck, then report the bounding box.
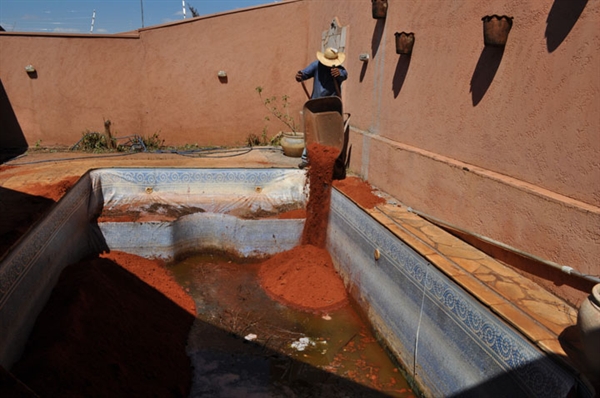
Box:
[0,147,596,395]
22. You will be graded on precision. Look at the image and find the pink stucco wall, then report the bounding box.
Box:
[0,0,598,305]
[0,2,309,147]
[300,0,599,306]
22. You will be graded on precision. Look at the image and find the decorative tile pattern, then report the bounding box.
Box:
[0,177,90,308]
[93,168,304,187]
[328,191,585,397]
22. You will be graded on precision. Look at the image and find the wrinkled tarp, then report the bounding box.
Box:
[90,168,307,216]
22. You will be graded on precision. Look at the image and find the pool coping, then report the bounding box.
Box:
[363,202,594,392]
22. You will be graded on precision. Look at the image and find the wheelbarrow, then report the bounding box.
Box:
[302,96,351,180]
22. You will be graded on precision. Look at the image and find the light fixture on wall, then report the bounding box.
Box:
[25,65,36,73]
[359,53,370,62]
[371,0,388,19]
[482,15,513,47]
[217,70,228,83]
[394,32,415,55]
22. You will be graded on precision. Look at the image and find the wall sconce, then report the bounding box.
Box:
[217,70,227,78]
[482,15,513,47]
[371,0,388,19]
[25,65,36,73]
[359,53,370,62]
[394,32,415,55]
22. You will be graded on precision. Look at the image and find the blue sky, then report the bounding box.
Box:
[0,1,275,34]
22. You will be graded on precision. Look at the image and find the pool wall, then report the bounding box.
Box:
[0,168,591,397]
[327,191,585,397]
[0,173,103,367]
[92,168,305,259]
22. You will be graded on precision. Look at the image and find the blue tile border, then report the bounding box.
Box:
[0,177,90,308]
[328,190,584,397]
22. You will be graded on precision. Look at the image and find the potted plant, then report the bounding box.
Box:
[256,86,304,157]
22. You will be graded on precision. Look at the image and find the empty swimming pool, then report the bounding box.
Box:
[0,168,591,397]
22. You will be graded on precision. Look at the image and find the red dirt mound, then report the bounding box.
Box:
[334,176,386,209]
[9,251,196,397]
[258,245,347,313]
[258,143,348,313]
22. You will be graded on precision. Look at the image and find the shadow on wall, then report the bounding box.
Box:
[0,80,27,163]
[469,46,505,106]
[545,0,588,53]
[362,19,386,83]
[359,61,368,83]
[392,54,411,98]
[371,18,386,59]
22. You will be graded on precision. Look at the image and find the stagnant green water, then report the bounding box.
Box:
[168,252,416,397]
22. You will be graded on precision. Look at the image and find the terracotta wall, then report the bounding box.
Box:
[0,1,309,148]
[301,0,599,305]
[0,34,144,146]
[0,0,598,305]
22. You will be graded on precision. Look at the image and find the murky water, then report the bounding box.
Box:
[168,252,416,398]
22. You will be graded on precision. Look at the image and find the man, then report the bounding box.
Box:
[295,47,348,168]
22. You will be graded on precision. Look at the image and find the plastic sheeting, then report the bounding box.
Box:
[90,168,307,216]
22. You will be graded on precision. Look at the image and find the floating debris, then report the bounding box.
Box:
[244,333,257,341]
[291,337,315,351]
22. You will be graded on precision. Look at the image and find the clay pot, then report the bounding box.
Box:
[482,15,513,47]
[280,132,304,158]
[395,32,415,55]
[577,284,600,373]
[372,0,388,19]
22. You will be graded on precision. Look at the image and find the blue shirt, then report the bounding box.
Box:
[299,61,348,99]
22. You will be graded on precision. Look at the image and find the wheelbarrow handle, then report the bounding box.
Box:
[300,80,311,100]
[333,78,341,98]
[343,113,351,130]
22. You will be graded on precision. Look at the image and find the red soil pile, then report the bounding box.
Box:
[101,251,196,315]
[259,143,347,313]
[22,175,80,201]
[301,143,339,248]
[9,251,196,397]
[258,245,347,313]
[334,176,386,209]
[273,208,306,219]
[1,176,80,259]
[0,165,16,173]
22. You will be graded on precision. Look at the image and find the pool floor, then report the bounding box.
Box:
[168,251,416,397]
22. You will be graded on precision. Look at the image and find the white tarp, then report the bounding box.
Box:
[90,168,307,216]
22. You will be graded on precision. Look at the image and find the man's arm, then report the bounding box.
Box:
[331,66,348,82]
[296,61,318,81]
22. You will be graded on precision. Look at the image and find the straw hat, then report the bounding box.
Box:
[316,47,346,67]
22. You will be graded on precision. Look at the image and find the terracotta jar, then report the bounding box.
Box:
[482,15,513,47]
[577,284,600,373]
[280,132,305,158]
[372,0,388,19]
[395,32,415,55]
